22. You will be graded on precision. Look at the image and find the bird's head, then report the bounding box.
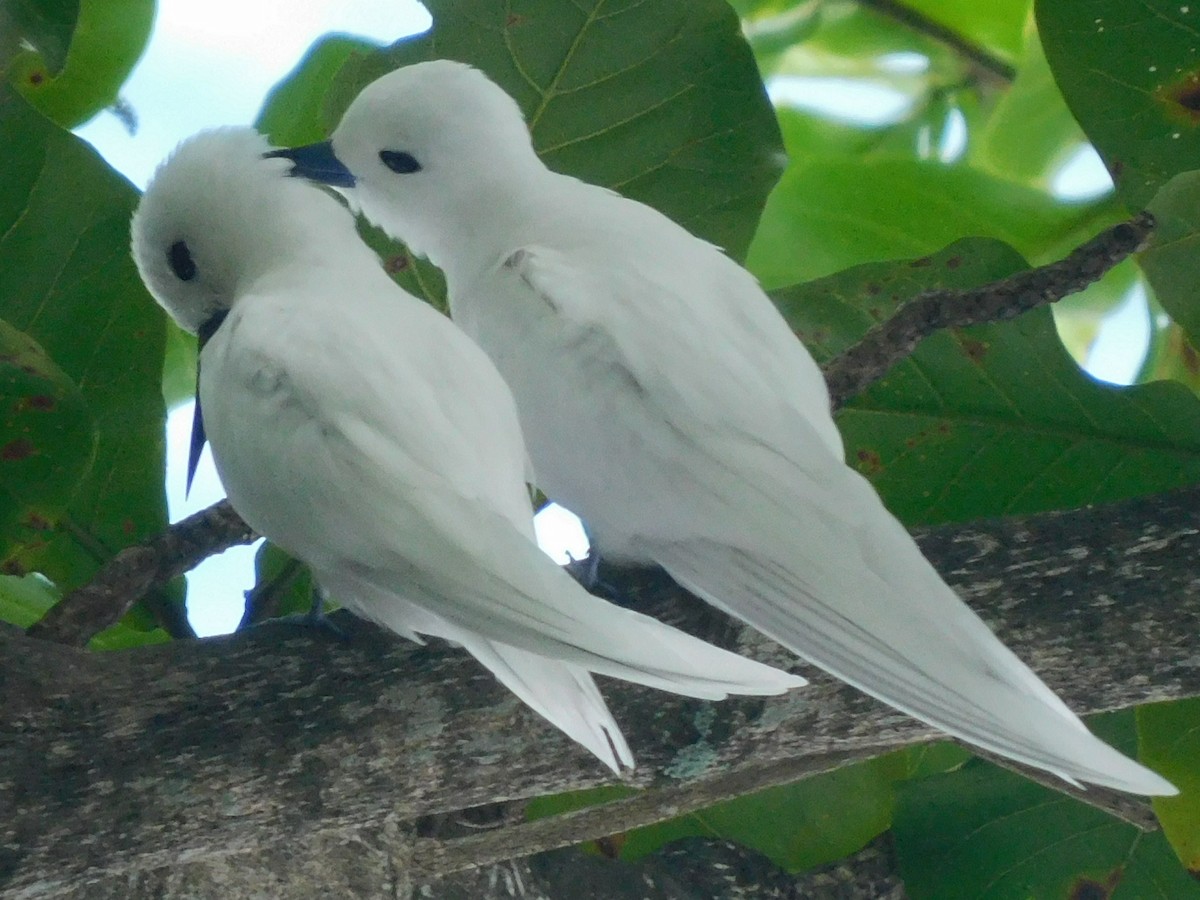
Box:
[270,60,543,263]
[132,127,357,336]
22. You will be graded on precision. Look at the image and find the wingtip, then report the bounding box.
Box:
[1054,756,1179,797]
[1128,770,1179,797]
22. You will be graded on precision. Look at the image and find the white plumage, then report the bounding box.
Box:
[130,128,804,774]
[287,60,1176,795]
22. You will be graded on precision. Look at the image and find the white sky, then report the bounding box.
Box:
[76,2,1143,636]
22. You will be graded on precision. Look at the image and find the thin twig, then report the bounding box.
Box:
[26,500,257,646]
[857,0,1016,82]
[822,212,1156,410]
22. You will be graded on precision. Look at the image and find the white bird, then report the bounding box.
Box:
[130,128,805,774]
[274,60,1177,795]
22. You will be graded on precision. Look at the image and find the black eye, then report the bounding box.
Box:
[379,150,422,174]
[168,240,197,282]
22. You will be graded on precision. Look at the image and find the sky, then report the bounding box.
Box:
[76,1,1145,636]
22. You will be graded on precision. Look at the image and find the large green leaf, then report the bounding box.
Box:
[160,319,196,410]
[1142,170,1200,347]
[902,0,1030,65]
[773,238,1200,525]
[652,752,907,872]
[894,714,1197,899]
[0,570,60,628]
[780,0,962,75]
[976,22,1088,186]
[2,0,79,74]
[7,0,154,128]
[1139,699,1200,875]
[1039,0,1200,209]
[528,744,969,873]
[737,0,823,76]
[323,0,784,262]
[256,34,381,148]
[0,87,167,600]
[746,158,1123,289]
[0,317,94,566]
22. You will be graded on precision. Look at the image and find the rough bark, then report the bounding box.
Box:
[5,486,1199,898]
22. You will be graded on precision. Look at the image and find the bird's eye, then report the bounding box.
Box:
[379,150,422,174]
[168,240,197,282]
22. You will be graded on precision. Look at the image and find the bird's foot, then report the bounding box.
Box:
[271,589,349,641]
[565,549,630,606]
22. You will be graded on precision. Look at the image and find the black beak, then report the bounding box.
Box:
[265,141,356,188]
[186,310,231,496]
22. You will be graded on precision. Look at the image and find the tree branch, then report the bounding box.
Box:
[856,0,1016,82]
[25,500,257,646]
[821,212,1156,410]
[5,486,1200,896]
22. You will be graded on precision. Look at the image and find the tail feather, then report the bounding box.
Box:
[321,568,804,770]
[455,637,635,773]
[321,576,635,771]
[650,535,1176,797]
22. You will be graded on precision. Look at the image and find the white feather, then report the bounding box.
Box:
[319,61,1177,795]
[131,128,803,777]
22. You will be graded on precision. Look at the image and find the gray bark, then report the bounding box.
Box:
[4,486,1200,898]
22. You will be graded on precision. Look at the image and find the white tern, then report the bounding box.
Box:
[130,128,805,774]
[275,60,1177,795]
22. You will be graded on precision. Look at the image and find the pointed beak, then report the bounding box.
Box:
[187,309,230,496]
[265,141,356,188]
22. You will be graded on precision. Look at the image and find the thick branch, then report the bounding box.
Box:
[821,212,1155,410]
[26,500,257,646]
[5,486,1200,896]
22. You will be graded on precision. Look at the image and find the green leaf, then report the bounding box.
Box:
[740,1,823,75]
[88,620,171,650]
[0,87,168,598]
[1139,320,1200,394]
[245,541,314,626]
[161,319,197,410]
[783,0,962,74]
[2,0,80,74]
[746,158,1122,289]
[8,0,154,128]
[895,714,1197,899]
[774,238,1200,525]
[527,741,970,872]
[256,34,382,147]
[0,318,94,568]
[676,753,908,872]
[1039,0,1200,208]
[976,24,1089,186]
[901,0,1029,65]
[325,0,784,261]
[0,570,58,626]
[1138,699,1200,874]
[525,784,637,822]
[1142,170,1200,347]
